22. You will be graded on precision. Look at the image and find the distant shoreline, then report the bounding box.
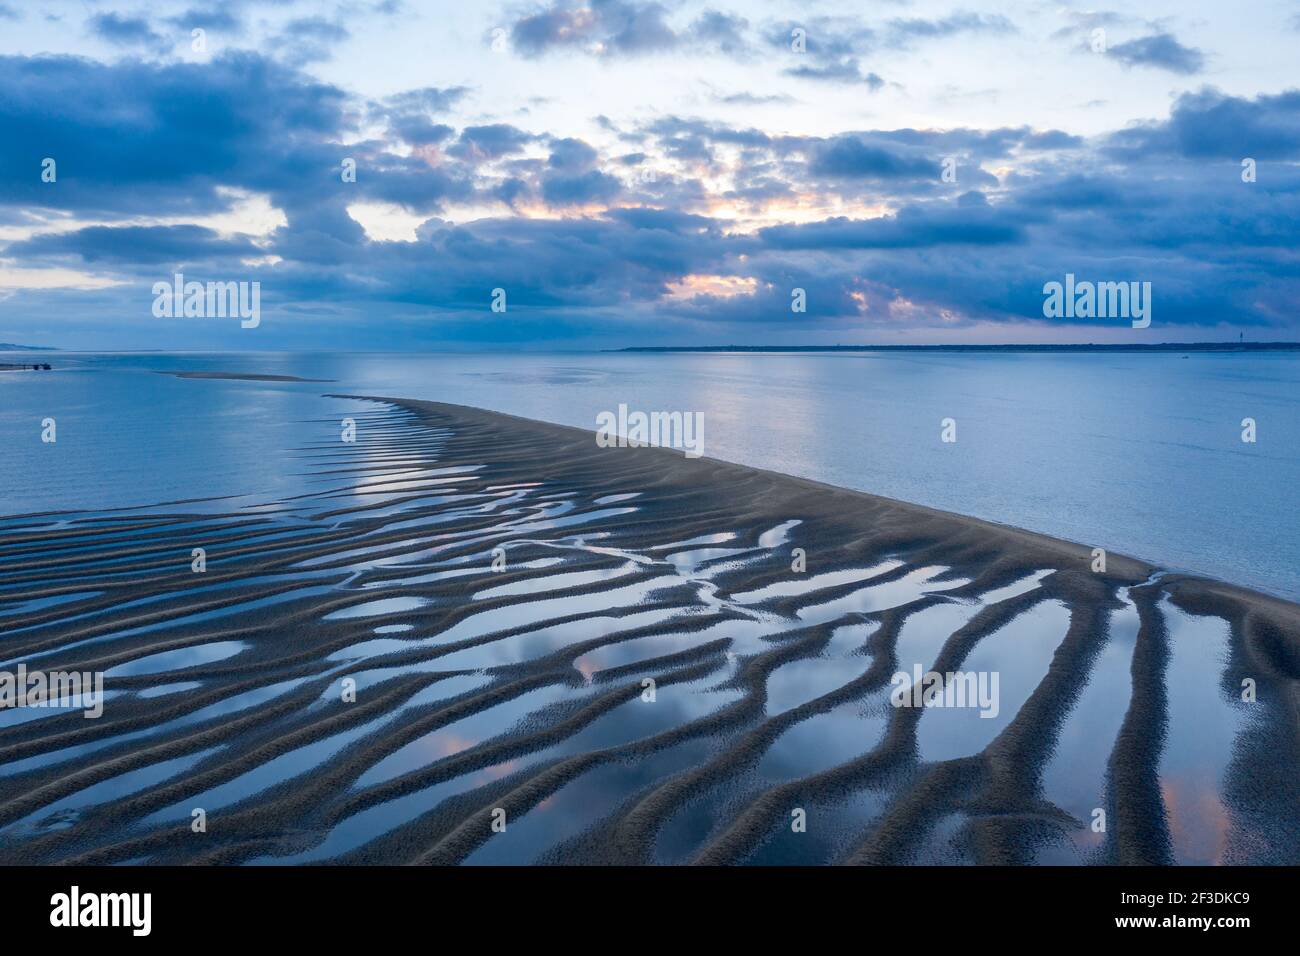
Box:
[615,342,1300,354]
[156,370,335,382]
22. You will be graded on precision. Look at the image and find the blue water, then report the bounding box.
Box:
[3,350,1298,599]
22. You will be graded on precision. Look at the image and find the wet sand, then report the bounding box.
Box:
[0,394,1295,865]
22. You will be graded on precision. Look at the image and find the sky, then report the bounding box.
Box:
[0,0,1298,350]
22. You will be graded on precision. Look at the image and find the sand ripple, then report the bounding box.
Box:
[0,398,1295,865]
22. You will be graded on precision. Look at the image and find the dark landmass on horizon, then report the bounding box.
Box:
[156,370,335,383]
[0,343,57,351]
[616,342,1300,354]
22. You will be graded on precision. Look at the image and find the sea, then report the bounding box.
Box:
[3,349,1298,600]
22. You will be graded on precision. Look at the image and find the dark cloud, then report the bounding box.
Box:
[766,18,875,58]
[629,120,1073,201]
[765,18,883,87]
[508,5,597,56]
[883,12,1016,47]
[1022,129,1085,150]
[87,12,168,52]
[509,0,678,57]
[786,58,884,88]
[547,137,600,171]
[771,10,1015,85]
[2,48,1298,344]
[808,136,938,179]
[714,91,795,106]
[1105,88,1300,159]
[541,169,623,206]
[447,124,535,162]
[8,224,263,265]
[387,118,455,146]
[862,126,1084,158]
[375,86,469,147]
[168,7,244,35]
[502,2,892,67]
[691,10,751,55]
[1107,32,1205,74]
[383,86,469,114]
[759,200,1025,250]
[274,16,351,65]
[0,52,350,217]
[644,116,774,150]
[495,2,1017,89]
[596,0,677,53]
[537,137,623,206]
[350,153,476,212]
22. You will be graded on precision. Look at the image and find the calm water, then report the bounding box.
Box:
[3,350,1298,599]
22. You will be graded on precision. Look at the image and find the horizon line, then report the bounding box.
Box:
[614,342,1300,353]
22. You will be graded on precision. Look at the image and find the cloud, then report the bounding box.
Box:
[759,199,1024,250]
[883,12,1016,47]
[786,58,884,88]
[808,136,936,179]
[2,46,1298,345]
[274,16,351,65]
[538,137,623,206]
[87,12,168,52]
[508,0,678,57]
[446,124,535,162]
[8,224,264,265]
[541,169,623,206]
[1050,10,1130,41]
[546,137,600,171]
[1105,88,1300,159]
[375,86,469,147]
[387,118,455,147]
[0,52,351,218]
[713,91,795,106]
[167,6,244,36]
[764,18,884,87]
[690,10,752,56]
[494,3,1015,90]
[1107,32,1205,74]
[383,86,470,114]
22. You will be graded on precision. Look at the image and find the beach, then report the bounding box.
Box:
[0,389,1295,865]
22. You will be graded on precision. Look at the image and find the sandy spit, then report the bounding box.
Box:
[0,395,1293,866]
